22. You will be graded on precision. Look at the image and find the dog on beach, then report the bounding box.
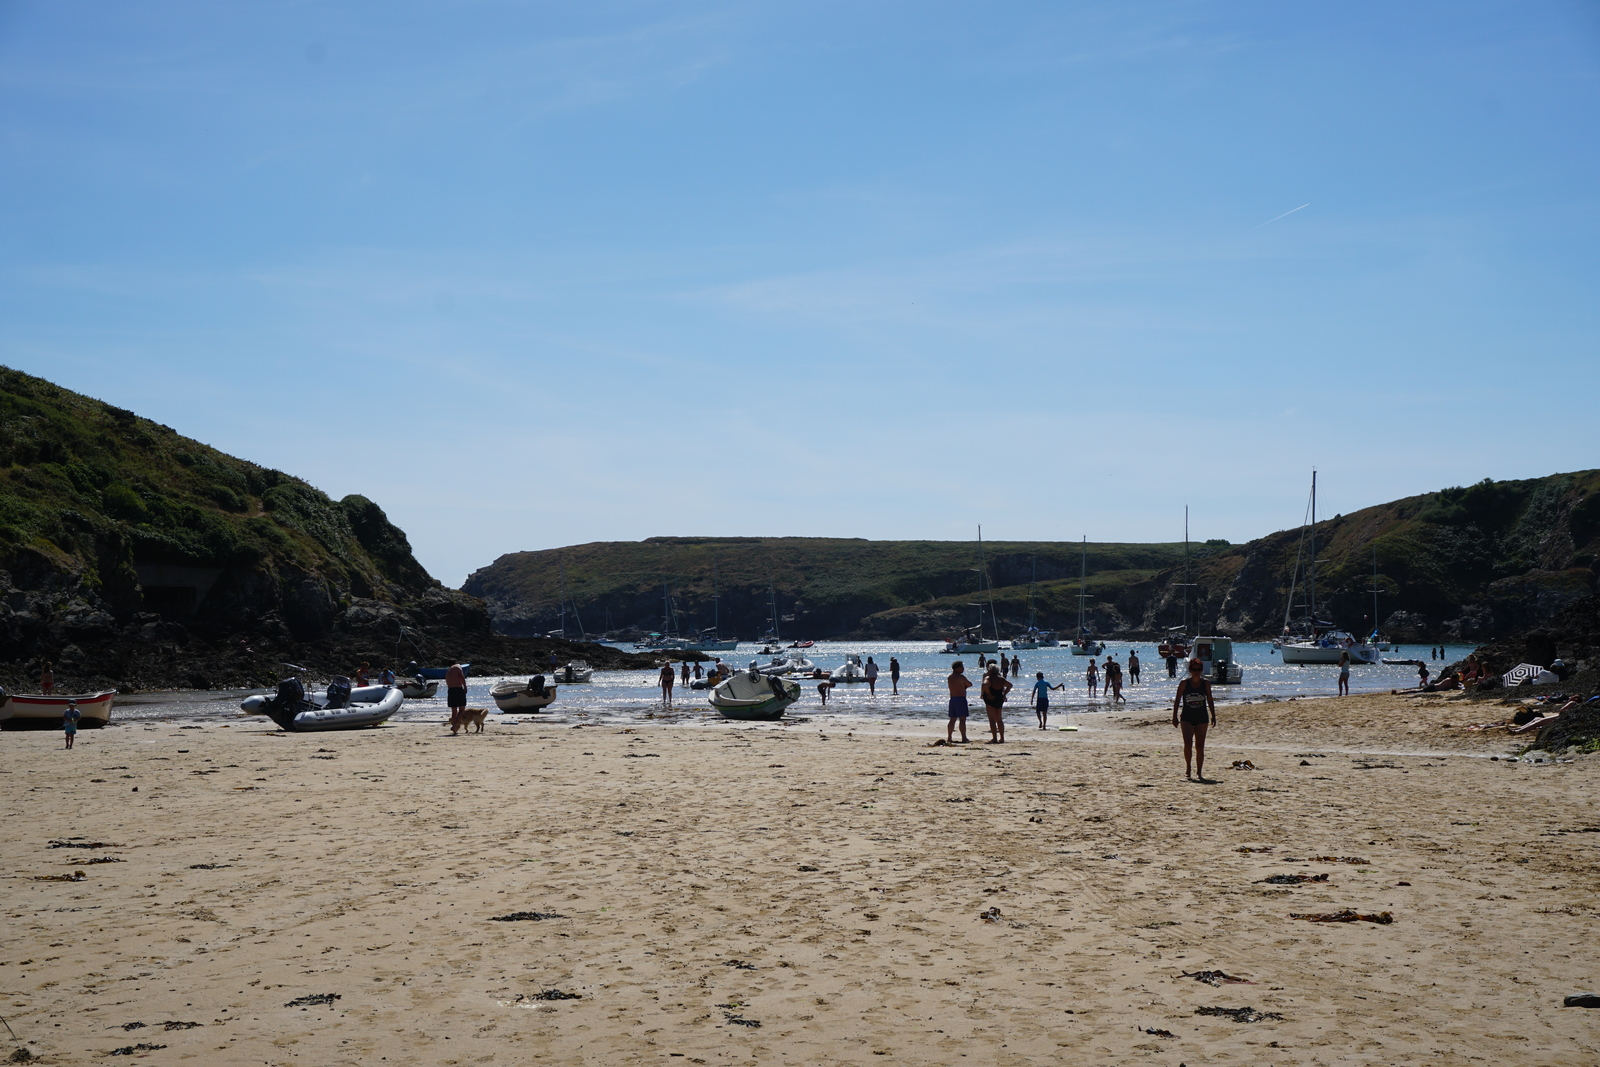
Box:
[459,708,488,734]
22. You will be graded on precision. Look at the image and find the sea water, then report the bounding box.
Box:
[114,641,1484,726]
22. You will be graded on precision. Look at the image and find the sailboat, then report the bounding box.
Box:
[684,562,738,651]
[756,580,783,651]
[942,526,1001,653]
[1011,558,1056,648]
[1069,537,1104,656]
[1279,471,1379,665]
[547,561,587,642]
[1159,508,1193,661]
[637,582,690,651]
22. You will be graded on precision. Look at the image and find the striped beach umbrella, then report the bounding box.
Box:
[1501,663,1544,687]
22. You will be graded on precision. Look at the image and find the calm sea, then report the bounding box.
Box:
[115,640,1482,726]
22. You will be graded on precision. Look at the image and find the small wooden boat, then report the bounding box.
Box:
[240,682,404,732]
[398,679,439,699]
[709,670,800,721]
[552,661,593,684]
[0,689,117,730]
[490,679,559,713]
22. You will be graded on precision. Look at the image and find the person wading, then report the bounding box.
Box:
[1172,658,1217,781]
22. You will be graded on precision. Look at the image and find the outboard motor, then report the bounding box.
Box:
[529,675,546,696]
[325,676,353,709]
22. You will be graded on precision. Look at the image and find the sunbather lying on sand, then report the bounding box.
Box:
[1393,670,1461,695]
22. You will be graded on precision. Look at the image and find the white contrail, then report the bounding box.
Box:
[1256,203,1310,228]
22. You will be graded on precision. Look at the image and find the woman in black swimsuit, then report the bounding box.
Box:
[1172,658,1216,781]
[981,663,1013,744]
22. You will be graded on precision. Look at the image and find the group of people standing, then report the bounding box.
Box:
[943,655,1218,778]
[1084,651,1141,701]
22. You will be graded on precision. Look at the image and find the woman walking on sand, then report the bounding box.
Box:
[1172,658,1217,781]
[981,662,1013,743]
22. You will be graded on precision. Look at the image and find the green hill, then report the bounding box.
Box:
[0,366,642,691]
[465,473,1600,643]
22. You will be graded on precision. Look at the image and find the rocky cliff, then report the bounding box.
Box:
[0,367,646,692]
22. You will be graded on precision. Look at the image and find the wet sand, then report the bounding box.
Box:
[3,691,1597,1065]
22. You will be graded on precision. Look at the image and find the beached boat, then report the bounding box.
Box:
[552,660,594,684]
[0,689,117,730]
[1191,637,1243,685]
[397,679,438,699]
[830,654,868,682]
[489,678,559,713]
[240,681,404,732]
[708,670,801,721]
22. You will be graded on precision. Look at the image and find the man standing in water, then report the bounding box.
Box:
[1173,658,1217,781]
[1086,657,1099,697]
[946,662,972,744]
[1128,650,1141,685]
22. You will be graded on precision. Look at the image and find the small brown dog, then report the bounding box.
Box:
[458,707,489,734]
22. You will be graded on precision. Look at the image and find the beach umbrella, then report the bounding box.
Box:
[1502,663,1544,687]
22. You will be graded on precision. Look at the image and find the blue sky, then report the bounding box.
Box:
[3,1,1597,585]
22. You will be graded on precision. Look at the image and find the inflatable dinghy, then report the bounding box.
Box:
[241,678,405,732]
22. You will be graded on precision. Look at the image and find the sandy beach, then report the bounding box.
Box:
[3,691,1597,1066]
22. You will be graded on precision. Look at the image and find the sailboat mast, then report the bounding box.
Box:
[1308,470,1318,633]
[1078,536,1087,640]
[978,525,997,643]
[712,561,721,640]
[1183,506,1190,634]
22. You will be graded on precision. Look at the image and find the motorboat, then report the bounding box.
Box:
[941,631,1000,655]
[1157,631,1190,661]
[756,652,814,676]
[241,679,404,732]
[552,660,593,684]
[0,689,117,730]
[1069,637,1105,657]
[1280,632,1380,665]
[709,669,801,721]
[788,640,815,649]
[489,677,559,713]
[1191,637,1243,685]
[1011,627,1057,650]
[397,679,438,699]
[830,654,868,682]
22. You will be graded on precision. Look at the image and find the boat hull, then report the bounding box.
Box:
[683,639,739,652]
[1280,643,1379,665]
[0,690,117,730]
[1070,642,1105,656]
[398,680,438,699]
[709,673,801,720]
[240,685,404,732]
[489,683,559,712]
